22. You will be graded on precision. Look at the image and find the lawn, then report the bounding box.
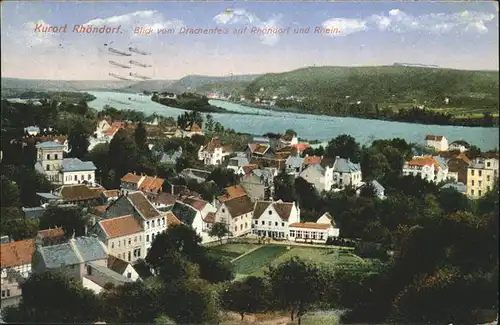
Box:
[228,245,372,278]
[208,243,261,260]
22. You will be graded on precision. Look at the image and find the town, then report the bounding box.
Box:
[1,93,498,324]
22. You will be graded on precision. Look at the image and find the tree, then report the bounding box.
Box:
[361,147,390,181]
[39,206,86,238]
[163,278,220,324]
[68,118,92,159]
[2,272,101,324]
[1,217,39,241]
[438,187,471,214]
[222,276,271,320]
[156,250,200,283]
[208,222,229,243]
[205,114,214,132]
[100,279,164,324]
[1,175,21,207]
[108,129,138,185]
[266,257,326,324]
[273,170,297,202]
[134,121,148,152]
[207,167,239,191]
[325,134,362,163]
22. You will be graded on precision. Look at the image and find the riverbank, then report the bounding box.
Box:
[223,99,499,128]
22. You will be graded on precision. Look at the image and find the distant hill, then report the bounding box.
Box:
[166,74,260,93]
[115,79,176,93]
[1,77,134,91]
[244,66,499,110]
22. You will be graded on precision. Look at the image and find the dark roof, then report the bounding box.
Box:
[253,201,294,221]
[171,202,197,225]
[127,192,161,220]
[108,255,130,274]
[58,185,103,202]
[153,192,177,206]
[223,195,254,218]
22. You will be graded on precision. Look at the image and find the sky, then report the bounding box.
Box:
[1,1,499,80]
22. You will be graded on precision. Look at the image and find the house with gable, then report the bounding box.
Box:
[252,200,300,239]
[215,194,254,237]
[277,132,298,150]
[303,155,323,167]
[95,117,112,137]
[246,143,272,161]
[331,157,363,190]
[32,235,133,294]
[449,140,470,153]
[180,196,217,233]
[286,156,305,177]
[92,215,145,263]
[170,201,204,236]
[181,123,203,138]
[288,212,339,244]
[104,191,166,252]
[120,173,165,199]
[1,239,34,309]
[425,135,449,151]
[215,184,248,208]
[36,227,66,247]
[198,137,232,166]
[36,184,104,207]
[241,168,274,201]
[227,155,250,175]
[107,256,140,281]
[298,158,336,192]
[402,156,449,184]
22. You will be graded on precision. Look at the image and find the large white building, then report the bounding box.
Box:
[425,135,449,152]
[402,156,449,183]
[198,137,232,166]
[299,157,362,192]
[288,212,340,244]
[34,141,96,185]
[252,200,300,239]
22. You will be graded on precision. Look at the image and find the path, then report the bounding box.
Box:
[231,245,263,263]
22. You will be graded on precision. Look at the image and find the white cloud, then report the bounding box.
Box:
[84,10,185,37]
[321,9,497,37]
[322,18,368,36]
[213,8,283,46]
[22,20,58,47]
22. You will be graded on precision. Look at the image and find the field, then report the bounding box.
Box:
[209,243,378,279]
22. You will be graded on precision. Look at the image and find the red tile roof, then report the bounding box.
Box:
[103,190,120,198]
[292,143,311,153]
[139,176,165,193]
[303,155,322,165]
[37,228,65,239]
[182,196,208,211]
[218,184,247,202]
[121,173,143,184]
[161,211,181,226]
[99,215,142,238]
[0,239,34,268]
[242,164,258,175]
[289,222,331,230]
[407,156,439,168]
[111,121,125,129]
[104,127,119,137]
[153,192,177,206]
[223,195,254,218]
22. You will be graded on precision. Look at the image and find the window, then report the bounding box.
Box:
[290,230,296,237]
[275,222,278,226]
[261,221,265,225]
[6,290,10,297]
[55,154,59,160]
[1,290,5,298]
[245,222,248,228]
[47,154,51,160]
[471,189,475,195]
[240,224,243,230]
[118,241,120,247]
[74,175,77,181]
[479,190,482,196]
[46,165,51,171]
[128,251,131,261]
[255,220,258,225]
[268,210,272,215]
[479,170,482,177]
[487,162,491,167]
[479,181,482,187]
[87,265,92,275]
[147,221,150,229]
[268,221,271,226]
[487,175,491,181]
[162,218,165,225]
[234,226,237,232]
[472,180,475,186]
[222,208,225,213]
[487,186,491,191]
[282,222,285,227]
[139,235,142,241]
[471,170,475,176]
[127,272,132,279]
[152,234,155,241]
[88,174,91,180]
[111,242,114,249]
[134,236,137,243]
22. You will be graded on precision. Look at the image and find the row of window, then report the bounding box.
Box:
[289,230,325,240]
[46,154,59,160]
[471,180,492,188]
[470,170,484,177]
[146,217,165,229]
[111,235,142,249]
[116,248,141,262]
[1,289,11,298]
[254,220,286,227]
[64,174,93,181]
[234,222,249,232]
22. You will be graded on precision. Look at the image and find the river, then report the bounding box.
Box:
[87,91,499,151]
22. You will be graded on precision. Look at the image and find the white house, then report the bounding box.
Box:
[402,156,449,184]
[24,126,40,136]
[107,256,140,281]
[252,200,300,239]
[95,118,112,137]
[425,135,449,152]
[104,191,166,253]
[227,156,250,175]
[93,215,145,263]
[181,196,218,234]
[171,201,205,237]
[1,239,34,309]
[331,157,363,190]
[299,164,334,192]
[278,132,298,150]
[215,194,254,237]
[470,156,499,180]
[288,212,339,244]
[198,137,232,166]
[34,141,96,185]
[448,140,470,153]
